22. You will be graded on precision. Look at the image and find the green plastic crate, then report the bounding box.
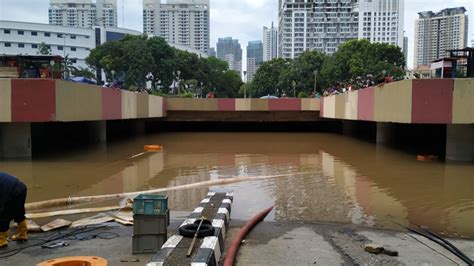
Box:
[133,194,168,215]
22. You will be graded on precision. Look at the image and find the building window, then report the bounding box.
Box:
[18,43,25,48]
[58,46,63,50]
[71,59,77,63]
[32,44,38,49]
[4,29,10,34]
[70,35,76,39]
[57,34,63,38]
[45,32,51,37]
[31,31,38,36]
[71,47,76,51]
[4,43,11,47]
[18,30,24,35]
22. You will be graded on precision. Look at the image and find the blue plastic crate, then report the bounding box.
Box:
[133,194,168,215]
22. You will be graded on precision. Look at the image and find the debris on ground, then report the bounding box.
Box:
[364,243,398,256]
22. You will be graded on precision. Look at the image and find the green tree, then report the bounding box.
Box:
[320,39,405,86]
[37,42,51,55]
[251,58,289,97]
[71,67,96,79]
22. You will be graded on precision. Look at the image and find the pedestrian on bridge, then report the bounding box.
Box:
[0,172,28,248]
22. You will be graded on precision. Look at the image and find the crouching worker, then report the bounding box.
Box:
[0,172,28,248]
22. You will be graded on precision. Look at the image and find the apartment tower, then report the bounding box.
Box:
[414,7,468,67]
[49,0,117,28]
[143,0,210,55]
[357,0,404,49]
[278,0,359,59]
[263,22,278,61]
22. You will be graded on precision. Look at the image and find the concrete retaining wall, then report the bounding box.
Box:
[0,78,166,122]
[167,98,320,112]
[321,79,474,124]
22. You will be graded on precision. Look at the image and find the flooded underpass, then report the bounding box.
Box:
[1,132,473,238]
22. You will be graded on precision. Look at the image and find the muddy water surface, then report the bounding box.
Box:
[1,133,473,237]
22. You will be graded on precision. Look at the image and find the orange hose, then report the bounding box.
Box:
[224,206,273,266]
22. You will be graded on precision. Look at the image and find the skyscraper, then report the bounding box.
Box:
[278,0,359,59]
[142,0,210,55]
[263,22,278,62]
[414,7,468,67]
[246,41,263,82]
[217,37,242,74]
[403,36,408,66]
[49,0,117,28]
[357,0,404,49]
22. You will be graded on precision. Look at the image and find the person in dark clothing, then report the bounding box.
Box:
[0,172,28,248]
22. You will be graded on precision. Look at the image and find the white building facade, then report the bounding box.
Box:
[143,0,210,55]
[357,0,404,49]
[414,7,468,67]
[49,0,118,28]
[0,21,139,69]
[278,0,359,59]
[263,22,278,61]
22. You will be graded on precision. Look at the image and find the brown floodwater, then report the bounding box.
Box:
[1,132,473,237]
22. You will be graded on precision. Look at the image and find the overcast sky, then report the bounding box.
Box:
[1,0,473,69]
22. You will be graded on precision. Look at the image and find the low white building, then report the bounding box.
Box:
[0,20,140,69]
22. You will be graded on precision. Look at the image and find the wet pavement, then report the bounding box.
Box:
[2,214,473,266]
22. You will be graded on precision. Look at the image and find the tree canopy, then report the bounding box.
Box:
[86,35,242,97]
[248,39,406,98]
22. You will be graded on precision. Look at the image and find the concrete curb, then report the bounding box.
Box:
[147,192,233,266]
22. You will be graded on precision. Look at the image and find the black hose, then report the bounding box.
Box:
[0,226,107,259]
[406,226,473,265]
[419,226,473,264]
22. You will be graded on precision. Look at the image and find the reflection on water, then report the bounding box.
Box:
[0,132,473,237]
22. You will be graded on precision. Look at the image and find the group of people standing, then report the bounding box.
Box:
[323,74,394,97]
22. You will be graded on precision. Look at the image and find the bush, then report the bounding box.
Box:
[298,91,308,98]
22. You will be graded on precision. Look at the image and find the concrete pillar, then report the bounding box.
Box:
[446,124,474,162]
[0,123,32,158]
[87,121,107,144]
[376,122,395,145]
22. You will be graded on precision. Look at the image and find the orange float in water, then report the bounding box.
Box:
[37,256,108,266]
[417,155,439,161]
[144,145,163,151]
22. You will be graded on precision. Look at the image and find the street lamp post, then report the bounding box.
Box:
[243,71,247,98]
[313,70,318,96]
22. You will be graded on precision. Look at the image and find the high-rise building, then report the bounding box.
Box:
[414,7,468,67]
[217,37,242,74]
[278,0,359,59]
[403,36,408,66]
[143,0,210,55]
[208,47,216,57]
[49,0,117,28]
[263,22,278,61]
[357,0,404,48]
[246,41,263,82]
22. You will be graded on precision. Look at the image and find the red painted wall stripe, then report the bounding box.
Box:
[412,79,453,124]
[11,79,56,122]
[102,88,122,120]
[218,99,236,111]
[357,87,375,121]
[268,99,301,111]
